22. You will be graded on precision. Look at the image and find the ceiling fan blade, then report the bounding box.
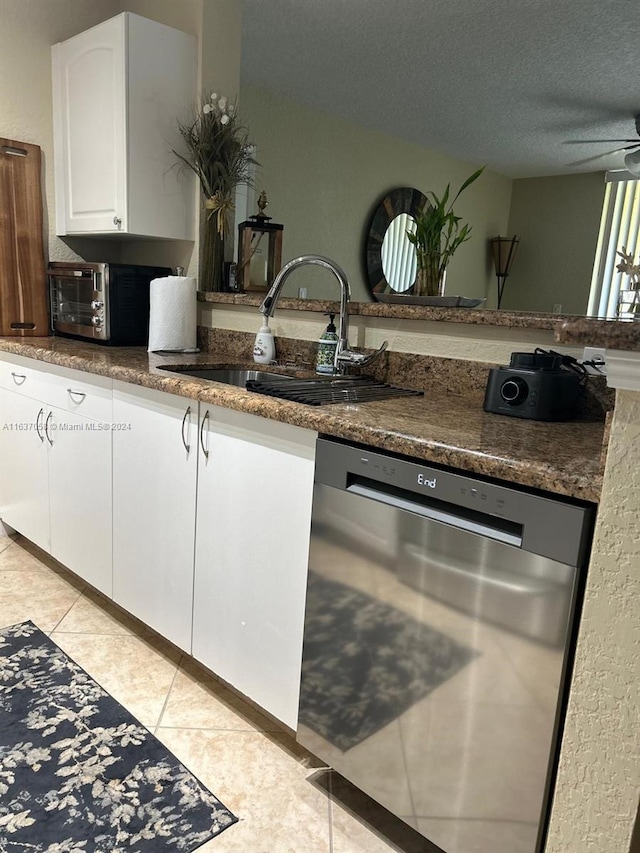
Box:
[564,139,640,144]
[568,150,627,167]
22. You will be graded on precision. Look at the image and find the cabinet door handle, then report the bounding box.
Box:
[181,405,191,453]
[35,407,44,443]
[67,387,86,401]
[113,216,122,227]
[44,411,53,445]
[11,371,26,385]
[199,410,210,459]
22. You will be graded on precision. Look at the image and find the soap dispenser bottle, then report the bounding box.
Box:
[316,313,338,374]
[253,318,276,364]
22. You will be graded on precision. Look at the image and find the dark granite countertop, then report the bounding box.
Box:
[555,317,640,350]
[199,292,571,329]
[0,336,607,502]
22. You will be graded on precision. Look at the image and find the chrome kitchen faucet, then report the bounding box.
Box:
[258,255,387,375]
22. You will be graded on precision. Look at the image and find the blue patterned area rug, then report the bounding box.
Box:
[0,621,237,851]
[300,573,477,752]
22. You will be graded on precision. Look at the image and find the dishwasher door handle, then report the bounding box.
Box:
[346,480,523,548]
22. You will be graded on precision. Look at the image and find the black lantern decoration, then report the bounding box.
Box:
[490,235,519,308]
[237,191,283,292]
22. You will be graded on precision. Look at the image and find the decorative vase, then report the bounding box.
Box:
[200,213,226,292]
[414,253,446,297]
[617,287,640,320]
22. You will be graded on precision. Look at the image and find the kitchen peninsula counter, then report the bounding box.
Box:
[202,292,640,350]
[0,336,607,502]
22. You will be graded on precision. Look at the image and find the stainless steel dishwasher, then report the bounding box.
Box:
[298,438,594,853]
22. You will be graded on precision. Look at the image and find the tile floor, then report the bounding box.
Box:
[0,532,430,853]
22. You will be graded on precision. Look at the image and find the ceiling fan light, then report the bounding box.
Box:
[624,148,640,177]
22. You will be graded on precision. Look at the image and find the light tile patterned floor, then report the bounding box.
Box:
[0,534,427,853]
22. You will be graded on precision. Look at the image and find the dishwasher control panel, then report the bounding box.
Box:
[344,443,514,520]
[315,437,594,568]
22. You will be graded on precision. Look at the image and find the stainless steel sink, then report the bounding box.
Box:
[157,365,423,405]
[158,365,294,387]
[246,375,424,405]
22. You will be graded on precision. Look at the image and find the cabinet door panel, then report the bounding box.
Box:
[53,15,126,234]
[193,407,316,729]
[48,407,112,596]
[112,385,197,652]
[0,389,50,551]
[126,15,196,240]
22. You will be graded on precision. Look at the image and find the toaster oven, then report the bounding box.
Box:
[48,262,171,345]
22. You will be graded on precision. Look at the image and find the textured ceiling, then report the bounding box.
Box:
[240,0,640,178]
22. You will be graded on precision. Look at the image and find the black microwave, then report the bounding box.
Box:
[48,262,172,345]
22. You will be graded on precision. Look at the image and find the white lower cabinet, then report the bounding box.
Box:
[0,381,112,595]
[48,407,112,596]
[1,355,318,729]
[192,405,316,729]
[112,383,198,653]
[0,388,50,551]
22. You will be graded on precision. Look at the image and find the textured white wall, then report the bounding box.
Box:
[546,388,640,853]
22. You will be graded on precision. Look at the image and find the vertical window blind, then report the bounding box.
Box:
[588,173,640,318]
[381,213,417,293]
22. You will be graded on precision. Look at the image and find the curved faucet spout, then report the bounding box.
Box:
[259,254,349,367]
[258,254,386,375]
[260,254,350,321]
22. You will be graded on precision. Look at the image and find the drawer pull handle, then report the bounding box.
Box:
[199,410,210,459]
[35,408,44,443]
[44,411,53,445]
[67,388,86,401]
[2,145,28,157]
[11,372,26,385]
[181,406,191,453]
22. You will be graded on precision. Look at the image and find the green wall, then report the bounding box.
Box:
[505,172,605,315]
[240,84,513,303]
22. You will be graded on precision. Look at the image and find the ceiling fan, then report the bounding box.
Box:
[567,114,640,175]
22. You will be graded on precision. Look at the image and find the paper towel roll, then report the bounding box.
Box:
[147,275,197,352]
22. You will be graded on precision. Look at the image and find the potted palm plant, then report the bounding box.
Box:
[407,166,484,297]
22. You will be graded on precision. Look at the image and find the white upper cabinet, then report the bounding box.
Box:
[52,13,196,240]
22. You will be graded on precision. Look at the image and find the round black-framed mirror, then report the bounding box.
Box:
[365,187,429,299]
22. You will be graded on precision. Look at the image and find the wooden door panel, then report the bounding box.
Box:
[0,139,49,337]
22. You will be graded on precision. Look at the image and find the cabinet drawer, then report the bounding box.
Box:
[0,354,54,401]
[0,354,112,422]
[45,369,112,423]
